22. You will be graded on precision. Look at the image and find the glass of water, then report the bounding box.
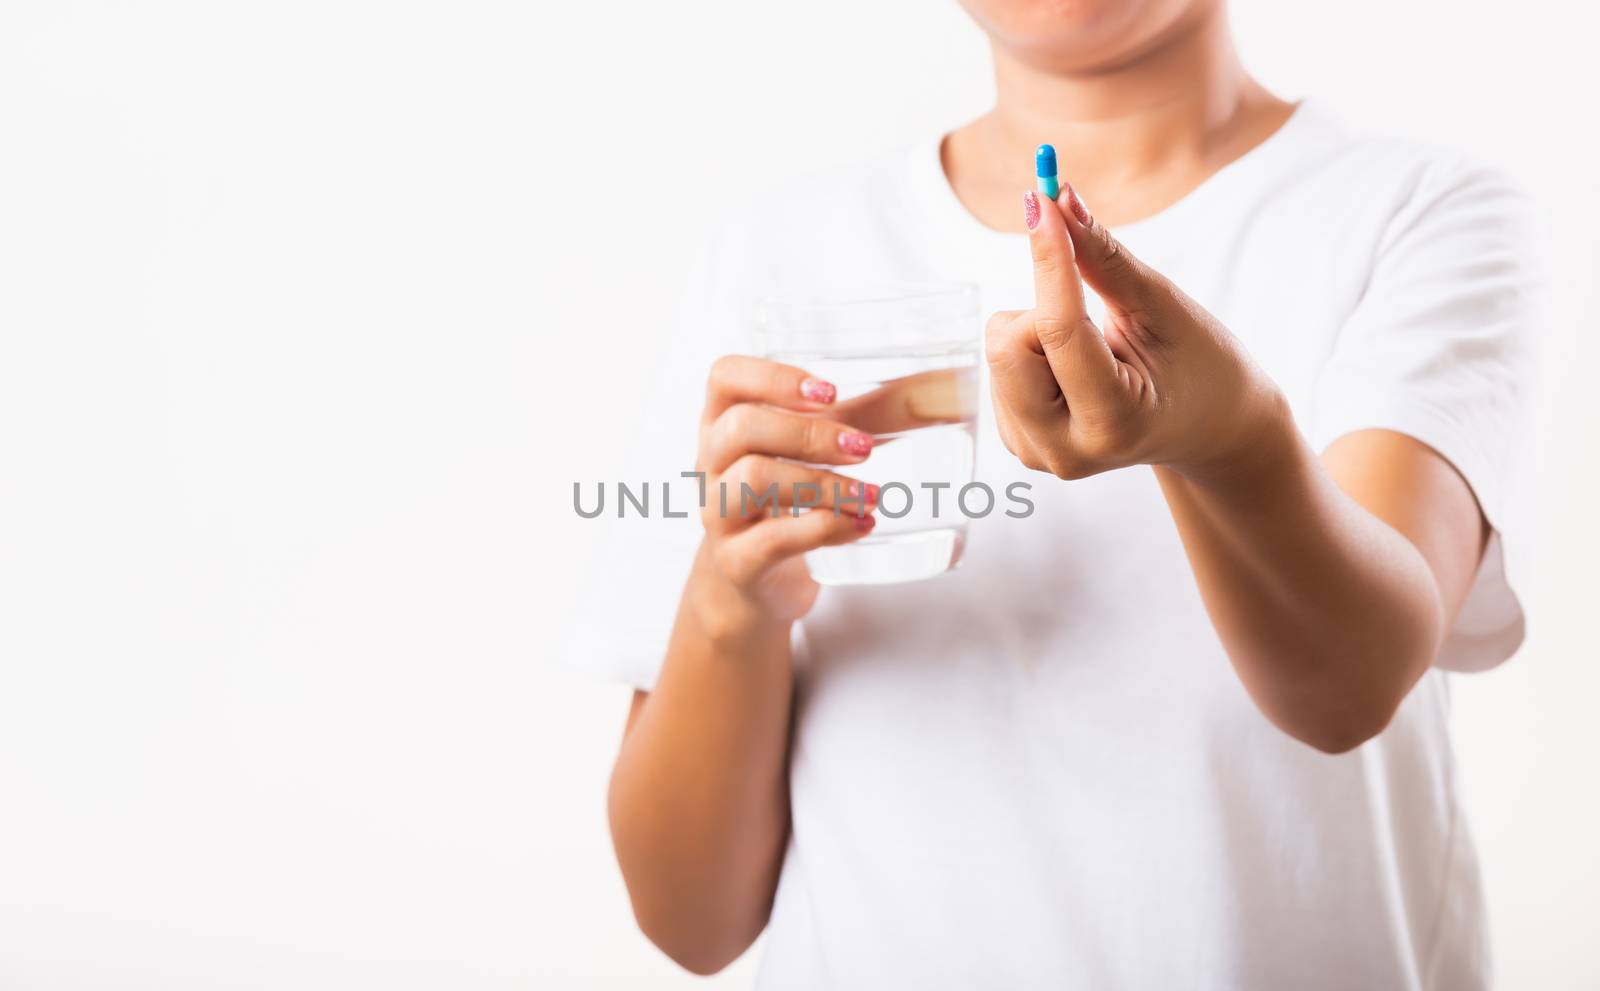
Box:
[757,284,980,585]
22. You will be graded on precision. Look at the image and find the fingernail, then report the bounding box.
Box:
[1023,190,1040,231]
[847,481,870,517]
[838,432,873,457]
[800,377,836,404]
[853,513,876,533]
[1065,183,1092,227]
[845,481,878,514]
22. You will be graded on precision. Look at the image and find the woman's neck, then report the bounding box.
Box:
[943,5,1293,231]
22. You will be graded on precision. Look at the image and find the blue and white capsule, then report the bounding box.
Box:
[1035,144,1059,200]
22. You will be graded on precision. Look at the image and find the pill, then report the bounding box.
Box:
[1035,144,1059,200]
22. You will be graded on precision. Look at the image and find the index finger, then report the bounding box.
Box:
[703,354,837,425]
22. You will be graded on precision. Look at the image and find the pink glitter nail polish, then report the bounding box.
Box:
[838,432,873,457]
[1065,183,1092,227]
[800,378,837,404]
[1023,190,1041,231]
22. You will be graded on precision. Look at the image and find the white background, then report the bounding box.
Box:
[1,1,1596,987]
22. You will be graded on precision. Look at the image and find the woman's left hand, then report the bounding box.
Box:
[986,186,1288,483]
[990,185,1496,754]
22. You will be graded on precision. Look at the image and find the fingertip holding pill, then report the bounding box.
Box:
[1023,190,1041,230]
[1035,143,1060,200]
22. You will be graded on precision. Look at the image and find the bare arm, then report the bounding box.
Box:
[608,553,795,973]
[605,356,880,973]
[1154,423,1487,752]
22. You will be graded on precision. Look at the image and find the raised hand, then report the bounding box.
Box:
[985,185,1284,483]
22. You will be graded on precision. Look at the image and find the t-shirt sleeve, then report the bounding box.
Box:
[1309,159,1546,672]
[564,216,768,692]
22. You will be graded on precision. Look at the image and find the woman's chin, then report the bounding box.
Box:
[959,0,1208,72]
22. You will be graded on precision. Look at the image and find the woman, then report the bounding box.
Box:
[589,0,1540,986]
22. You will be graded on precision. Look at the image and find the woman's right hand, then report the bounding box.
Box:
[685,355,881,638]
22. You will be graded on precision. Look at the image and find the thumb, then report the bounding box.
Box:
[1024,188,1089,323]
[1059,183,1164,313]
[1023,190,1124,409]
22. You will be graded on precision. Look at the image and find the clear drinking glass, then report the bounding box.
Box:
[757,284,981,585]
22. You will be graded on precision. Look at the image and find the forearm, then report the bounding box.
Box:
[1156,400,1445,753]
[606,544,795,973]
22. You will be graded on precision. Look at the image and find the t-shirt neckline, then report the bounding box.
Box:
[912,99,1319,246]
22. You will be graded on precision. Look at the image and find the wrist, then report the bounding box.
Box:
[1169,381,1304,496]
[684,544,794,649]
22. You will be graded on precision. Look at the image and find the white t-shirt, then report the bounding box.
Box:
[575,102,1543,989]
